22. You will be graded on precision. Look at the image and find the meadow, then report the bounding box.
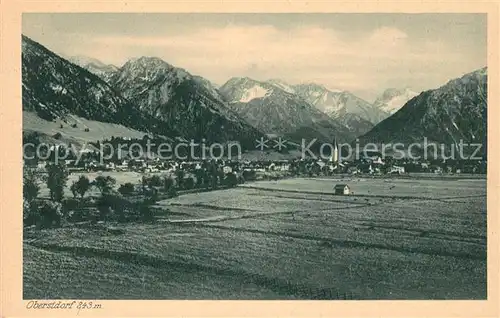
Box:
[24,176,487,299]
[23,111,146,148]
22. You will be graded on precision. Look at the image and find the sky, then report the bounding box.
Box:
[23,13,487,101]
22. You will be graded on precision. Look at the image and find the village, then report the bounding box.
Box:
[21,132,487,232]
[16,11,488,303]
[25,147,488,180]
[23,131,487,185]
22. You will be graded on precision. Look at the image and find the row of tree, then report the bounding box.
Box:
[23,163,154,227]
[23,163,68,227]
[23,161,251,228]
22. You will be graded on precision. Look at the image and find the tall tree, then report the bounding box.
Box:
[92,175,116,195]
[70,175,91,199]
[175,169,185,189]
[46,162,69,202]
[23,167,42,204]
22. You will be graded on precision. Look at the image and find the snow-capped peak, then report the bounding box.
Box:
[373,87,419,114]
[239,85,270,102]
[295,82,343,94]
[68,55,109,68]
[267,79,296,93]
[67,55,119,82]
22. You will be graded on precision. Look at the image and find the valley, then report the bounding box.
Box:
[20,27,488,302]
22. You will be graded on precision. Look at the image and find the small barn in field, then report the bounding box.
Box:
[334,184,351,195]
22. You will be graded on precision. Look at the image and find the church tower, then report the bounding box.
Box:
[331,137,339,163]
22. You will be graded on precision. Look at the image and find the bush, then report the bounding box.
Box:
[92,175,116,195]
[23,167,41,204]
[118,182,135,196]
[194,170,205,188]
[184,177,195,190]
[66,209,88,223]
[96,200,112,222]
[96,193,131,222]
[63,198,79,212]
[63,197,93,223]
[53,133,62,140]
[23,199,39,226]
[175,170,185,189]
[166,186,177,198]
[71,123,78,128]
[224,173,238,188]
[81,196,97,207]
[95,192,157,223]
[243,170,257,181]
[137,203,154,221]
[23,199,31,223]
[39,201,63,227]
[144,187,159,204]
[84,128,90,132]
[163,176,175,193]
[146,175,162,187]
[238,175,246,184]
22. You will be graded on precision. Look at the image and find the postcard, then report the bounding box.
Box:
[1,1,498,317]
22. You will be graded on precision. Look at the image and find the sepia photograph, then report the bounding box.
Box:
[8,7,493,309]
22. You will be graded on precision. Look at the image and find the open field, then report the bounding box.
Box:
[239,177,486,198]
[24,177,487,299]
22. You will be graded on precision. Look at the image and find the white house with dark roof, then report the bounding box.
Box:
[334,184,351,195]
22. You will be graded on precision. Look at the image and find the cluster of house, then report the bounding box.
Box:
[24,143,486,176]
[72,159,290,174]
[24,154,487,177]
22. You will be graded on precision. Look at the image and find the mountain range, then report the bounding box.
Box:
[292,83,387,124]
[358,67,487,156]
[22,36,168,136]
[108,57,261,144]
[218,77,413,142]
[67,55,119,83]
[22,36,261,148]
[22,35,487,158]
[61,54,424,142]
[219,77,353,143]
